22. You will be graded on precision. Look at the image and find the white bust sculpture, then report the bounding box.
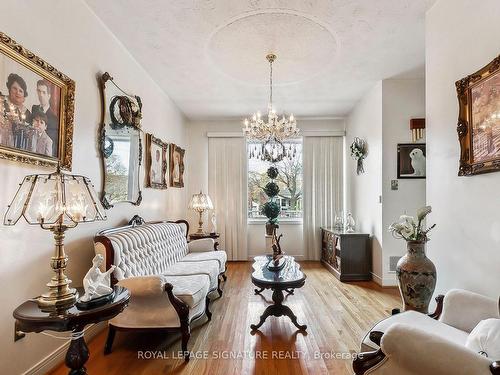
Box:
[80,254,116,302]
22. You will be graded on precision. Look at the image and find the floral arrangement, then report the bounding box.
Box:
[350,137,368,175]
[388,206,436,241]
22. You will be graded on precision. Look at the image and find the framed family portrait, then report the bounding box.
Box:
[146,133,168,189]
[397,143,426,179]
[0,32,75,170]
[456,54,500,176]
[169,143,185,188]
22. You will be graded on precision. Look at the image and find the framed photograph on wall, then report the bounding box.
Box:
[397,143,426,179]
[456,54,500,176]
[0,32,75,170]
[146,133,168,189]
[169,143,185,188]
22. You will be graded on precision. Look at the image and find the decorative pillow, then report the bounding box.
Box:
[465,319,500,359]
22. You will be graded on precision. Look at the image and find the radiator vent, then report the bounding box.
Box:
[389,256,402,272]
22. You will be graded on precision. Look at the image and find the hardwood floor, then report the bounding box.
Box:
[49,261,399,375]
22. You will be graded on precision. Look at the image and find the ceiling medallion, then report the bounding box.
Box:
[243,54,300,162]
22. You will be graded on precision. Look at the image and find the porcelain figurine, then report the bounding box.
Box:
[80,254,116,302]
[210,212,217,234]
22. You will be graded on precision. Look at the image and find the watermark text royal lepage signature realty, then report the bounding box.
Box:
[137,350,361,360]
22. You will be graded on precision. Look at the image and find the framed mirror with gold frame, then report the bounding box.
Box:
[0,32,75,170]
[98,72,143,209]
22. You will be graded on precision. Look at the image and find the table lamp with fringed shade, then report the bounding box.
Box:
[188,191,213,235]
[3,166,106,310]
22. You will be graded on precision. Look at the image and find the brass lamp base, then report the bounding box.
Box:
[196,210,206,234]
[38,287,78,310]
[37,224,78,310]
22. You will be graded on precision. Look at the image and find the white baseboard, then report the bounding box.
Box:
[371,272,398,287]
[371,272,383,286]
[24,321,107,375]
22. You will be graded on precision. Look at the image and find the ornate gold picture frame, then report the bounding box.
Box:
[456,54,500,176]
[0,32,75,170]
[146,133,168,189]
[169,143,185,188]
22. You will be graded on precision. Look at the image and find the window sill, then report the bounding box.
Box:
[248,219,303,225]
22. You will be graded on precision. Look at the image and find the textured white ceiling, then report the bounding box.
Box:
[85,0,436,120]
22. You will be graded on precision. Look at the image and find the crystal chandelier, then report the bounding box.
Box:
[243,54,300,144]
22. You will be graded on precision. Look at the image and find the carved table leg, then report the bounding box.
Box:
[65,328,89,375]
[254,287,265,295]
[250,288,307,331]
[285,288,294,295]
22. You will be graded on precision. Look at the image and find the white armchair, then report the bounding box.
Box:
[354,289,500,375]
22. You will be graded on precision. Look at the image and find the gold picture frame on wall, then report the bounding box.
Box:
[169,143,185,188]
[456,53,500,176]
[0,31,75,170]
[146,133,168,189]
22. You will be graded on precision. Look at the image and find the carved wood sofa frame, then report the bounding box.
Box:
[94,216,227,361]
[353,295,500,375]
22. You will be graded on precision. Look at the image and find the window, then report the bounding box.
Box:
[247,139,303,220]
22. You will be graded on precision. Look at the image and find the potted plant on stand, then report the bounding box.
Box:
[389,206,437,313]
[262,201,280,235]
[261,166,281,235]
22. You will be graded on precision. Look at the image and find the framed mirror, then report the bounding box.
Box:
[98,72,142,209]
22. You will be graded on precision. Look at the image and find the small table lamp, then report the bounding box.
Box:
[188,191,213,234]
[4,166,106,310]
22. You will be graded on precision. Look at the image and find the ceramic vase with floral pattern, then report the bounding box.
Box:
[396,240,436,313]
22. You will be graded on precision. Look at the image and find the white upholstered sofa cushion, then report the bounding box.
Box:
[164,274,209,308]
[105,223,189,280]
[439,289,500,333]
[181,251,227,273]
[466,318,500,359]
[164,260,220,290]
[363,310,469,351]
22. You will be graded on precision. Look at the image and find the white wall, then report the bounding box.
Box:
[346,82,384,281]
[426,0,500,299]
[381,79,426,284]
[186,118,345,259]
[0,1,187,374]
[346,79,426,286]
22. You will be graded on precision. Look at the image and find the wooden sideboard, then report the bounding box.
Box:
[320,227,371,282]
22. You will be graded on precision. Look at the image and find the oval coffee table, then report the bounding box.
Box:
[250,255,307,331]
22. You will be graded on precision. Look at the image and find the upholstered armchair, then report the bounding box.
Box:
[354,289,500,375]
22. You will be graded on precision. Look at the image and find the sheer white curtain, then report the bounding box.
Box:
[208,137,248,260]
[303,136,344,260]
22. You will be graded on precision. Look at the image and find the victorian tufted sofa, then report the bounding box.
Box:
[94,216,227,361]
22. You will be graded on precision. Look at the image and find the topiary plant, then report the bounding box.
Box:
[263,182,280,197]
[267,166,279,179]
[261,201,280,223]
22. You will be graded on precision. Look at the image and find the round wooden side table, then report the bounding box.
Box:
[13,286,130,375]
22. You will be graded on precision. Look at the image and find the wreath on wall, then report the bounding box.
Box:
[350,137,368,175]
